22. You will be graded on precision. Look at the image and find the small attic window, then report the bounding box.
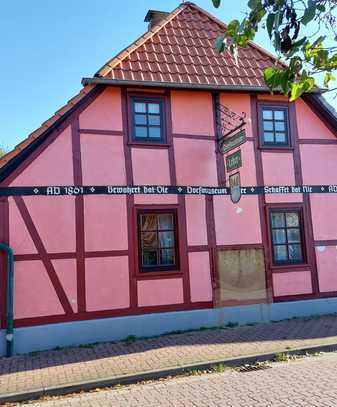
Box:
[131,97,166,143]
[258,104,291,147]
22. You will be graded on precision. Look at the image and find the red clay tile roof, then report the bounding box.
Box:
[95,2,284,88]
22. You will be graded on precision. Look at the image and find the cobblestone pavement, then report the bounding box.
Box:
[15,352,337,406]
[2,315,337,397]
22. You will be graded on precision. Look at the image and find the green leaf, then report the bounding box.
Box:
[266,13,275,39]
[248,0,259,9]
[273,31,281,51]
[212,0,221,8]
[226,19,240,36]
[215,35,225,53]
[317,4,325,12]
[292,37,307,50]
[289,56,303,75]
[302,0,316,25]
[303,77,315,92]
[324,72,336,87]
[290,82,302,101]
[290,75,315,101]
[264,67,276,84]
[285,37,307,58]
[263,67,280,90]
[312,35,326,47]
[274,10,281,31]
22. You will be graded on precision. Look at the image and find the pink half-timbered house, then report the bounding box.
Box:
[1,2,337,355]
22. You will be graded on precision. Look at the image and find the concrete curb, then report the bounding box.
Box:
[2,341,337,404]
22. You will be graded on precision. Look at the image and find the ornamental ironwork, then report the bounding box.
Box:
[215,103,246,154]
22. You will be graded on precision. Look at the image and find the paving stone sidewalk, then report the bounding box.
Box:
[2,315,337,398]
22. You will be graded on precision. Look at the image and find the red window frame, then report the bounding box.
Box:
[258,102,292,149]
[128,94,168,145]
[268,207,307,266]
[137,208,180,273]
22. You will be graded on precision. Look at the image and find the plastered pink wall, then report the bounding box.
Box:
[79,87,123,131]
[23,196,76,253]
[14,261,64,319]
[81,134,126,185]
[84,196,128,251]
[188,252,212,302]
[53,259,77,312]
[300,144,337,185]
[262,152,302,203]
[134,194,178,205]
[316,246,337,292]
[137,278,184,307]
[272,271,312,297]
[9,198,37,254]
[220,93,253,136]
[132,147,177,204]
[185,196,208,246]
[171,91,214,135]
[10,126,74,187]
[174,139,218,186]
[213,196,262,245]
[296,99,336,140]
[85,256,130,311]
[311,195,337,241]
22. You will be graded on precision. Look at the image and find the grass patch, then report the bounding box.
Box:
[121,335,137,345]
[79,343,97,349]
[209,362,229,373]
[274,352,289,362]
[52,346,66,352]
[225,322,239,328]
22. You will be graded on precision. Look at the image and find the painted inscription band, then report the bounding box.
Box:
[0,185,336,196]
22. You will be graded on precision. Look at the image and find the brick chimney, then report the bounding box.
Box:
[144,10,170,30]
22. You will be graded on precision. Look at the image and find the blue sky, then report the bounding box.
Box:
[0,0,335,150]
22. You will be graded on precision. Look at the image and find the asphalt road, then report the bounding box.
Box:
[16,352,337,407]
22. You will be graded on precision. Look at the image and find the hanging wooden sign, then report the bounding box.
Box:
[219,129,246,154]
[229,172,242,204]
[226,150,242,172]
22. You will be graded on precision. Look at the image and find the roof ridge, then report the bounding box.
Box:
[95,3,188,78]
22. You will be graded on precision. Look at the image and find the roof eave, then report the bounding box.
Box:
[82,77,271,92]
[82,77,325,95]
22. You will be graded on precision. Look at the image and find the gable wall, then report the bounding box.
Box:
[1,85,337,329]
[296,100,337,295]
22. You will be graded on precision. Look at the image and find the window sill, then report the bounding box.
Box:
[136,269,182,279]
[271,263,311,272]
[128,141,171,148]
[258,145,294,152]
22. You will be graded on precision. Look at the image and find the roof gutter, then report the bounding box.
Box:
[82,77,272,93]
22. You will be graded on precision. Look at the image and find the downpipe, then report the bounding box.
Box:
[0,243,14,357]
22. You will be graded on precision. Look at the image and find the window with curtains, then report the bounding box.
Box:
[259,105,290,146]
[269,209,305,265]
[131,97,165,143]
[138,210,178,272]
